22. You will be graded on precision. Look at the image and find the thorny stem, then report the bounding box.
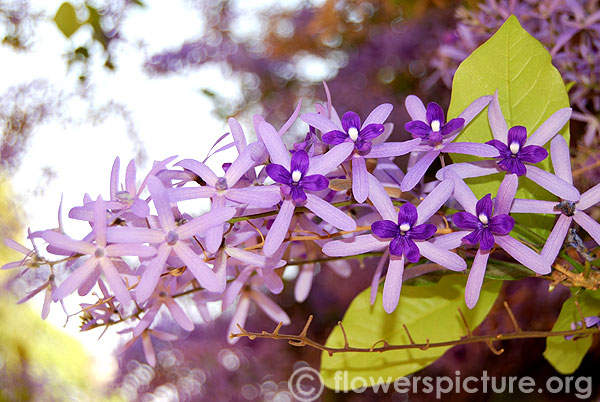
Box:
[230,303,600,357]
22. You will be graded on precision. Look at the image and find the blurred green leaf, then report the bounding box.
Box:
[320,275,501,390]
[448,15,570,240]
[54,2,81,38]
[544,291,600,374]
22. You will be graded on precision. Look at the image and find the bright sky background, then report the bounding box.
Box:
[0,0,264,384]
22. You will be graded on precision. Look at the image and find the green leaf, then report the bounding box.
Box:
[448,15,570,239]
[544,291,600,374]
[320,275,502,390]
[54,2,81,38]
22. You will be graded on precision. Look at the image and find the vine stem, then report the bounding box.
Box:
[230,303,600,357]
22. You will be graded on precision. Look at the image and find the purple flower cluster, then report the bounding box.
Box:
[3,84,597,366]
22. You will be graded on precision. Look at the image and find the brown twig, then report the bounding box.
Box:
[229,310,600,356]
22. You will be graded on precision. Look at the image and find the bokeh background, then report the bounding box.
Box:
[1,0,599,401]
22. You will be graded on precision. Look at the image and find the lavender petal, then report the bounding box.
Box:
[352,157,369,203]
[488,91,508,143]
[416,179,454,224]
[494,173,519,216]
[405,95,427,121]
[495,235,551,274]
[442,142,498,157]
[465,249,490,309]
[417,241,466,271]
[550,135,573,184]
[400,149,440,191]
[382,256,405,314]
[305,193,356,230]
[525,166,580,201]
[526,108,572,147]
[322,234,387,257]
[363,139,421,158]
[573,211,600,246]
[367,173,397,221]
[259,121,291,168]
[579,183,600,210]
[263,199,295,256]
[541,214,572,264]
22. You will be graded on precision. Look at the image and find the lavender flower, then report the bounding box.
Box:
[39,196,157,306]
[371,204,437,263]
[106,176,236,301]
[511,135,600,263]
[258,120,356,256]
[323,178,466,313]
[437,92,580,201]
[266,150,328,203]
[400,94,495,191]
[444,174,551,308]
[302,103,420,202]
[487,127,548,176]
[453,194,515,250]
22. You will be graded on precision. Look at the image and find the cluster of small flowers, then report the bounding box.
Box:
[432,0,600,146]
[3,84,599,366]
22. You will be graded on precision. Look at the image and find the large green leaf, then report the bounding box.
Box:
[448,15,570,238]
[320,275,502,390]
[544,291,600,374]
[54,2,81,38]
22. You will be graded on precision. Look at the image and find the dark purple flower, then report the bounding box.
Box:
[404,102,465,145]
[487,126,548,176]
[265,150,328,203]
[371,203,437,263]
[452,194,515,250]
[322,111,384,153]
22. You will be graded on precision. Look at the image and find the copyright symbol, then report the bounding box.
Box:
[288,366,324,401]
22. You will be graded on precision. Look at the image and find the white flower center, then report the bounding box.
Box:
[291,170,302,183]
[431,120,441,132]
[509,142,520,155]
[348,127,359,141]
[478,213,489,225]
[399,223,411,232]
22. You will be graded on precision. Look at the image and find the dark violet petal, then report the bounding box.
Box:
[462,228,483,246]
[300,174,329,192]
[400,237,421,263]
[266,164,292,185]
[388,236,403,257]
[405,120,432,139]
[409,223,437,240]
[372,220,399,239]
[498,157,527,176]
[475,194,493,220]
[440,118,464,136]
[486,139,508,156]
[341,111,361,132]
[452,212,480,230]
[291,186,307,203]
[489,214,515,235]
[426,102,445,125]
[397,203,418,227]
[290,149,309,177]
[322,130,349,145]
[359,124,385,140]
[479,229,495,251]
[519,145,548,164]
[507,126,527,148]
[354,139,373,153]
